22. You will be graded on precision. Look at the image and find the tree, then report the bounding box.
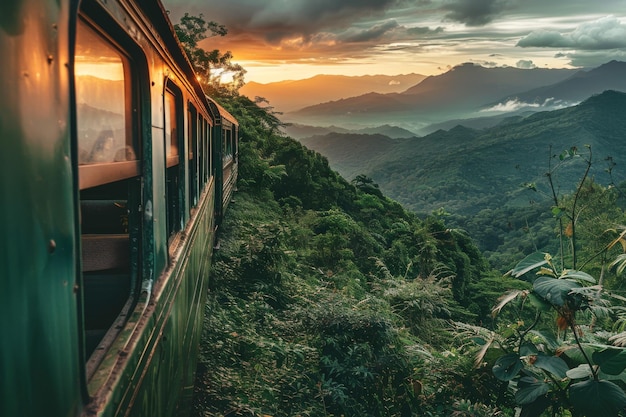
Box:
[174,13,246,95]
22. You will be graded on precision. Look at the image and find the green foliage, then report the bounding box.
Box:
[302,92,626,273]
[481,149,626,417]
[191,93,505,416]
[174,13,245,95]
[179,19,626,416]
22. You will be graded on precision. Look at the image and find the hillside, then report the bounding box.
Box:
[299,90,626,268]
[192,93,502,417]
[284,123,417,139]
[301,90,626,212]
[240,73,426,113]
[193,92,626,417]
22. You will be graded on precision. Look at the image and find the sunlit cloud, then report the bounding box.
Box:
[163,0,626,82]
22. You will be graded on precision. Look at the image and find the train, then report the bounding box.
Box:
[0,0,238,415]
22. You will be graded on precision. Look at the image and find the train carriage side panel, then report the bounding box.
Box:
[207,97,238,226]
[75,0,219,416]
[0,0,226,415]
[0,0,83,416]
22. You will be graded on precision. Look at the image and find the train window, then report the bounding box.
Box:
[75,18,139,189]
[207,119,213,178]
[199,116,210,189]
[165,89,179,166]
[227,128,232,156]
[197,115,204,190]
[165,83,183,245]
[188,104,198,208]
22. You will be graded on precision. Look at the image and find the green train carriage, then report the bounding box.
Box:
[0,0,238,415]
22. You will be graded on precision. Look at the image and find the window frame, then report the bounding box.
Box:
[75,16,140,190]
[164,80,185,246]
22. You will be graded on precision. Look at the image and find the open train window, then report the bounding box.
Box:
[74,13,142,375]
[75,18,139,189]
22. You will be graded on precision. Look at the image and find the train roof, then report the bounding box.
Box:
[136,0,218,122]
[206,95,239,127]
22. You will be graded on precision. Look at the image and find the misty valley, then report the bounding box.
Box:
[242,60,626,271]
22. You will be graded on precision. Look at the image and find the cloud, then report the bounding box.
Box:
[481,97,575,113]
[163,0,626,83]
[470,60,499,68]
[441,0,510,26]
[167,0,400,42]
[517,15,626,50]
[339,20,400,43]
[515,59,536,69]
[556,49,626,68]
[407,25,445,36]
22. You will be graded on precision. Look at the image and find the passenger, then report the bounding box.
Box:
[89,129,115,162]
[114,145,136,162]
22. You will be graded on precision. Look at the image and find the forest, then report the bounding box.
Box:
[175,14,626,417]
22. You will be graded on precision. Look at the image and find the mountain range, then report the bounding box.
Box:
[283,123,416,140]
[250,61,623,136]
[240,73,426,113]
[300,90,626,215]
[490,60,626,108]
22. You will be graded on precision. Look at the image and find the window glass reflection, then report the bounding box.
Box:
[75,20,136,165]
[165,90,178,157]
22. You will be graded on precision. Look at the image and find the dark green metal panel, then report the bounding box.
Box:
[0,1,83,416]
[0,1,234,416]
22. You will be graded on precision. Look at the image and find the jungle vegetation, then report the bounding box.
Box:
[176,14,626,417]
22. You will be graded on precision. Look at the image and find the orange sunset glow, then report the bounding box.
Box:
[163,0,626,84]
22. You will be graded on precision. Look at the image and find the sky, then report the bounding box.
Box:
[162,0,626,84]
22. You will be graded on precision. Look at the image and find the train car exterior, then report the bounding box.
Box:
[0,0,238,416]
[207,97,239,226]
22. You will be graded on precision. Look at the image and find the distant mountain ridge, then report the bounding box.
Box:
[291,61,626,133]
[240,73,426,113]
[294,64,577,120]
[489,60,626,107]
[284,123,416,139]
[299,90,626,216]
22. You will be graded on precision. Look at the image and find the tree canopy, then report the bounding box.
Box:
[174,12,245,95]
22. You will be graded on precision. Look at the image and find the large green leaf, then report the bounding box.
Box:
[520,395,551,417]
[527,292,552,311]
[533,354,569,379]
[520,342,539,356]
[593,348,626,375]
[569,379,626,417]
[516,376,550,405]
[533,276,581,306]
[560,269,596,284]
[511,252,549,278]
[493,353,523,381]
[566,364,594,380]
